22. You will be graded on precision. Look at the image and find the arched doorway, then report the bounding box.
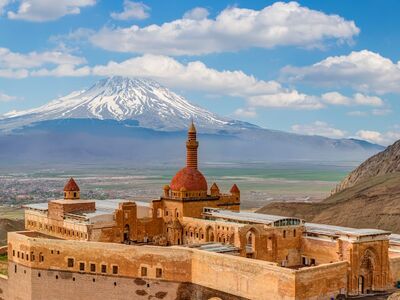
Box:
[206,226,214,242]
[358,249,377,294]
[123,224,130,242]
[358,275,364,294]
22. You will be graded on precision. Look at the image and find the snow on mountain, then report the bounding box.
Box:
[1,76,243,132]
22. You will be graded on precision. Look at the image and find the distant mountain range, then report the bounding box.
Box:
[0,76,385,165]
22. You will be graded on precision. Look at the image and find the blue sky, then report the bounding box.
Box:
[0,0,399,145]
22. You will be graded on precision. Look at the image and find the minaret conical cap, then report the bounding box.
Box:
[188,120,196,133]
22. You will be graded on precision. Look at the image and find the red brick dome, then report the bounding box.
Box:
[170,167,207,191]
[64,177,80,192]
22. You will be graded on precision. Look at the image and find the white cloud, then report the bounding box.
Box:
[248,91,323,110]
[0,47,86,69]
[92,54,282,98]
[183,7,209,20]
[111,1,150,21]
[0,0,10,14]
[90,1,359,55]
[31,64,91,77]
[291,121,347,138]
[0,47,87,78]
[7,0,96,22]
[371,108,392,116]
[321,92,350,105]
[233,108,257,118]
[0,92,18,102]
[353,93,383,106]
[356,130,400,146]
[281,50,400,94]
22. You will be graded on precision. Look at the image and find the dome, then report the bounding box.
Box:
[64,177,80,192]
[170,167,207,191]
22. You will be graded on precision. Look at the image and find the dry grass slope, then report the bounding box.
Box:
[257,172,400,233]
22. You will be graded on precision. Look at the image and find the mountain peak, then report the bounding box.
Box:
[1,76,234,132]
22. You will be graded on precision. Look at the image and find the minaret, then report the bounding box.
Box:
[186,120,199,169]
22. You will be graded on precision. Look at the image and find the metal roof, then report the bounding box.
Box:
[203,207,303,225]
[305,223,390,237]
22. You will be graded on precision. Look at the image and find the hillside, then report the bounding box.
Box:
[0,219,24,246]
[332,139,400,194]
[258,143,400,233]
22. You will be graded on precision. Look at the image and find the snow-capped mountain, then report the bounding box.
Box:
[1,76,249,132]
[0,76,385,165]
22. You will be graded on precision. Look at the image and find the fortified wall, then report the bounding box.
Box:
[6,231,349,300]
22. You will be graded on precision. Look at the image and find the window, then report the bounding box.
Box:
[165,211,168,216]
[283,230,286,238]
[293,229,296,237]
[21,253,24,259]
[90,263,96,272]
[101,265,107,273]
[310,258,316,266]
[79,262,85,271]
[13,250,15,256]
[74,192,77,198]
[112,265,118,275]
[156,268,162,278]
[141,267,147,277]
[68,258,74,268]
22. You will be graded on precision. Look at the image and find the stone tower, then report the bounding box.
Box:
[186,120,198,169]
[64,177,80,200]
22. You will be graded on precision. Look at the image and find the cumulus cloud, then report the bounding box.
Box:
[111,1,150,20]
[90,1,359,55]
[321,92,350,105]
[7,0,96,22]
[0,47,86,69]
[0,47,87,78]
[92,54,282,98]
[183,7,209,20]
[291,121,347,138]
[356,130,400,146]
[0,92,18,102]
[281,50,400,94]
[248,91,323,110]
[321,91,384,107]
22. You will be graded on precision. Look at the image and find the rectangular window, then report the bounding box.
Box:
[141,267,147,277]
[112,265,118,275]
[90,263,96,272]
[68,258,74,268]
[101,265,107,273]
[310,258,316,265]
[156,268,162,278]
[79,262,85,271]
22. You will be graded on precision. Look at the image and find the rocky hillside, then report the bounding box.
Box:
[258,139,400,233]
[332,139,400,194]
[0,219,24,246]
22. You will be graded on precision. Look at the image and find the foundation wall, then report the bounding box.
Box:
[389,256,400,285]
[191,250,296,300]
[0,275,8,300]
[294,262,348,300]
